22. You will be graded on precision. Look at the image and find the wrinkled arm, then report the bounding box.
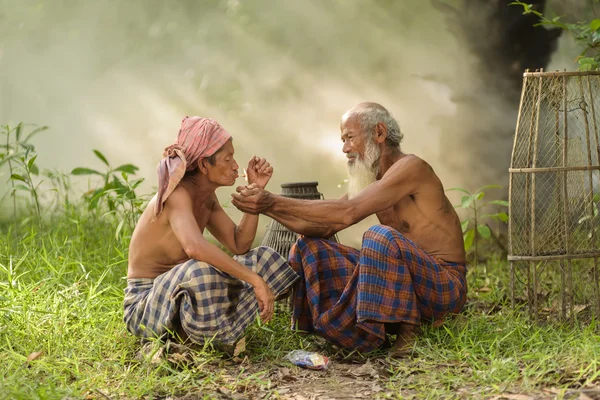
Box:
[206,199,259,255]
[233,156,428,235]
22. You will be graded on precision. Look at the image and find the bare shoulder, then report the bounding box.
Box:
[164,185,194,212]
[385,154,434,180]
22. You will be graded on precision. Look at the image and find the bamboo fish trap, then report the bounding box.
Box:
[509,69,600,323]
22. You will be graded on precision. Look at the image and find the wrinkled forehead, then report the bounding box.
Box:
[214,138,235,155]
[340,112,363,136]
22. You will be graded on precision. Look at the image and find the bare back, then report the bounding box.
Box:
[373,155,465,264]
[127,188,216,279]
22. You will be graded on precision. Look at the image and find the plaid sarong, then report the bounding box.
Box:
[289,224,468,352]
[124,246,299,345]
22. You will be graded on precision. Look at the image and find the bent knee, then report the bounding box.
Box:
[362,224,401,242]
[293,235,332,250]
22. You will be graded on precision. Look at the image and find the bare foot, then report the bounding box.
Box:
[388,323,420,358]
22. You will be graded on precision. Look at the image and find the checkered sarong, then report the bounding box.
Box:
[124,246,299,345]
[289,225,467,352]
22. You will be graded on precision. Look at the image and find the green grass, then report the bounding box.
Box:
[1,211,600,399]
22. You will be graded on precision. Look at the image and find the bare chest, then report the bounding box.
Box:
[192,202,212,232]
[376,196,421,234]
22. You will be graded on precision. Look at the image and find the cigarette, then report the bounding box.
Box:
[243,168,248,184]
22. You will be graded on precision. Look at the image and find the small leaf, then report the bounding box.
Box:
[131,178,145,189]
[488,200,509,207]
[496,212,509,223]
[446,187,471,195]
[475,191,485,200]
[113,164,139,174]
[477,225,491,239]
[27,155,37,170]
[29,163,39,175]
[591,19,600,32]
[71,167,103,176]
[477,184,502,192]
[24,126,48,142]
[233,336,246,357]
[93,149,110,167]
[15,123,23,141]
[464,229,475,252]
[10,174,26,182]
[461,219,470,233]
[461,195,474,209]
[115,219,125,240]
[11,184,30,193]
[26,351,43,362]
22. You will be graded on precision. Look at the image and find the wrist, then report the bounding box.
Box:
[249,274,263,287]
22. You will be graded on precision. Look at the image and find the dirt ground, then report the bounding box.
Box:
[145,343,600,400]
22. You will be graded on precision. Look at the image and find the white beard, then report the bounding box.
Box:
[347,139,380,199]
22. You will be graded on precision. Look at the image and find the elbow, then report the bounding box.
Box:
[233,245,251,256]
[184,246,201,260]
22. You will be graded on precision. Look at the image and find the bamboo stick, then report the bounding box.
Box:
[585,75,600,320]
[530,71,544,320]
[562,74,574,324]
[509,71,530,309]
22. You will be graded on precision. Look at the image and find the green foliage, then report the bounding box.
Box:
[511,1,600,70]
[448,185,508,268]
[71,149,148,237]
[0,123,48,221]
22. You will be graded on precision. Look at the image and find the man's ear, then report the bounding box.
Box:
[374,122,388,144]
[198,158,209,174]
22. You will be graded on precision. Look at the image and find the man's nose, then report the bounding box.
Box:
[342,141,352,153]
[232,160,239,170]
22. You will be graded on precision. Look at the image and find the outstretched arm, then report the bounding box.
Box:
[231,155,429,235]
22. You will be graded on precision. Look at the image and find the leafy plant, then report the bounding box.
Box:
[511,0,600,71]
[0,123,47,218]
[447,185,509,270]
[71,150,147,237]
[9,149,43,223]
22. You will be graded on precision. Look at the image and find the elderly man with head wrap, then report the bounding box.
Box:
[232,103,468,358]
[123,117,298,347]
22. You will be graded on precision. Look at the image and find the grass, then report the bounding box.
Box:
[1,209,600,399]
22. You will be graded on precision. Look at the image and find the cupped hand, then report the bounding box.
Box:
[231,184,273,214]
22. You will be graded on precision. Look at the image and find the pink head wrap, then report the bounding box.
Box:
[154,116,232,217]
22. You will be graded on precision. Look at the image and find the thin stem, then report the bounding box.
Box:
[6,129,17,220]
[24,162,41,223]
[473,201,478,273]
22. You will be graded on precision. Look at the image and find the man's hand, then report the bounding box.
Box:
[251,276,275,323]
[231,184,274,214]
[246,156,273,189]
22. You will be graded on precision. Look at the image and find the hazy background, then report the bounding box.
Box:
[0,0,583,246]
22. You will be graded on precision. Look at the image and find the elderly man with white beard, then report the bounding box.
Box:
[231,102,467,357]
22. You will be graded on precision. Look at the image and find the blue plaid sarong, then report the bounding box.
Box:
[123,246,299,345]
[289,225,468,352]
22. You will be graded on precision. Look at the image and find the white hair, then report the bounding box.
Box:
[352,104,403,149]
